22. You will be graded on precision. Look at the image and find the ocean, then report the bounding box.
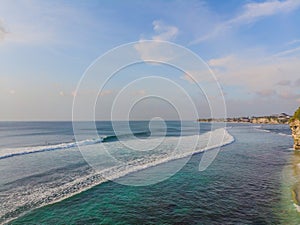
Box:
[0,121,298,224]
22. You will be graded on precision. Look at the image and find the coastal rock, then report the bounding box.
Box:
[289,107,300,150]
[290,119,300,150]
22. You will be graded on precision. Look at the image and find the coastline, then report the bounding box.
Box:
[198,113,291,125]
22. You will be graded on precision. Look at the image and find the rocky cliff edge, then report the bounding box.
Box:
[289,107,300,150]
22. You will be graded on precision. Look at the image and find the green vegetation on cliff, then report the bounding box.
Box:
[290,107,300,122]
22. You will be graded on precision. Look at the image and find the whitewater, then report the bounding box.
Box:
[0,127,233,224]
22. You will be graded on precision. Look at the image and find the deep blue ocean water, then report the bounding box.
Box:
[0,122,298,224]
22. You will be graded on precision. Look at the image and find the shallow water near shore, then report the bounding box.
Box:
[1,122,298,224]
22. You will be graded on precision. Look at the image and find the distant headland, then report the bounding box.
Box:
[198,113,291,124]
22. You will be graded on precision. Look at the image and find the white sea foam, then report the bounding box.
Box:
[258,128,271,133]
[0,138,105,159]
[278,132,292,137]
[102,128,234,182]
[0,128,234,223]
[253,127,292,137]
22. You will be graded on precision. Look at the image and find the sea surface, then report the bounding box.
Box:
[0,121,299,224]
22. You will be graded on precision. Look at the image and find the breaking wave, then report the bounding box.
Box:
[0,138,105,160]
[0,128,234,224]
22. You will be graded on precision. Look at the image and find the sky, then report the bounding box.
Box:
[0,0,300,120]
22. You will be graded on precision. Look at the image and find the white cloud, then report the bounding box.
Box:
[207,49,300,99]
[152,20,178,41]
[59,91,65,96]
[134,40,177,62]
[286,39,300,45]
[272,45,300,57]
[180,70,215,84]
[134,20,179,62]
[230,0,300,24]
[208,55,235,67]
[181,73,195,84]
[192,0,300,43]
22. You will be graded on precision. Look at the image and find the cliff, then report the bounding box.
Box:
[289,107,300,150]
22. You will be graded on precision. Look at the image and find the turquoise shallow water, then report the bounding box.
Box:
[8,124,298,225]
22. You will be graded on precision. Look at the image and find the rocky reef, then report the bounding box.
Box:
[289,107,300,150]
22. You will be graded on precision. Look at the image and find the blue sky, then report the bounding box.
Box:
[1,0,300,120]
